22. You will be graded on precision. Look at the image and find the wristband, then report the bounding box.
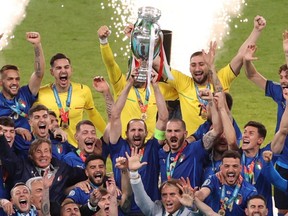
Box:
[88,200,98,212]
[99,37,108,45]
[129,170,139,179]
[154,128,165,141]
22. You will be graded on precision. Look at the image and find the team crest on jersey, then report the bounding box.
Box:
[235,194,243,205]
[18,98,26,108]
[255,160,262,170]
[57,144,63,154]
[57,175,63,182]
[179,154,185,163]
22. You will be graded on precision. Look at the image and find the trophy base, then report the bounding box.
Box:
[136,68,147,83]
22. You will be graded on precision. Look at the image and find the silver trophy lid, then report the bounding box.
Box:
[138,6,161,22]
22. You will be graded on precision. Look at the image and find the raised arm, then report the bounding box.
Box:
[93,76,114,121]
[26,32,45,96]
[125,147,155,216]
[105,177,118,216]
[109,70,135,144]
[243,44,267,90]
[230,15,266,75]
[41,170,55,216]
[271,89,288,154]
[217,93,238,150]
[194,197,220,216]
[203,92,223,150]
[98,25,123,86]
[203,41,223,93]
[262,151,288,192]
[283,30,288,66]
[151,71,168,134]
[115,157,132,213]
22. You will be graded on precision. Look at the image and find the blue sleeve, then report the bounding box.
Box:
[262,161,288,192]
[67,188,87,205]
[101,137,110,161]
[232,119,242,146]
[20,85,38,105]
[109,137,124,158]
[63,154,74,167]
[0,135,19,175]
[192,121,211,140]
[265,80,283,102]
[201,175,216,192]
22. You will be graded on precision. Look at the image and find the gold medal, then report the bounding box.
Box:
[218,209,225,216]
[141,112,147,121]
[200,109,207,120]
[62,121,69,129]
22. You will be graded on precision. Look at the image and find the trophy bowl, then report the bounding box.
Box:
[130,6,162,83]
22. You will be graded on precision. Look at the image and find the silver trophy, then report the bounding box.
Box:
[131,6,162,83]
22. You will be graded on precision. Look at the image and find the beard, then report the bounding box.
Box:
[2,84,18,99]
[89,175,104,187]
[193,72,208,85]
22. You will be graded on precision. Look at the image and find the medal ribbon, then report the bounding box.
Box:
[134,87,150,116]
[195,82,210,106]
[52,84,72,127]
[220,183,241,213]
[130,147,145,162]
[3,96,28,118]
[166,143,187,180]
[195,83,210,118]
[216,172,243,213]
[76,149,87,162]
[242,153,260,184]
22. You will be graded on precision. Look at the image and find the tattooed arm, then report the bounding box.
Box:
[41,170,55,216]
[26,32,45,96]
[203,41,223,93]
[93,76,114,120]
[203,92,223,150]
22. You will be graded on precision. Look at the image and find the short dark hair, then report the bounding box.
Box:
[50,53,71,67]
[28,104,49,118]
[0,116,15,127]
[76,120,95,133]
[159,179,182,195]
[0,65,19,74]
[85,154,106,167]
[167,118,186,130]
[190,51,203,60]
[279,64,288,74]
[244,121,267,139]
[247,194,267,206]
[99,187,108,196]
[48,110,57,118]
[221,150,241,161]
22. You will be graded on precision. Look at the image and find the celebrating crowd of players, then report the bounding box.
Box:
[0,15,288,216]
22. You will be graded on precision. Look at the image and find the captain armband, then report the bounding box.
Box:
[154,128,166,141]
